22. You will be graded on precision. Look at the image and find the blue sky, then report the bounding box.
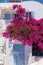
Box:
[35,0,43,4]
[22,0,43,4]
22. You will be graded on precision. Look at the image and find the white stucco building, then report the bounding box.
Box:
[0,1,43,65]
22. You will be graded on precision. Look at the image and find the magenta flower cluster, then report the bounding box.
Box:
[13,4,26,18]
[3,5,43,52]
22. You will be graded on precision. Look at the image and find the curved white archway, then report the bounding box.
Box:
[21,1,43,19]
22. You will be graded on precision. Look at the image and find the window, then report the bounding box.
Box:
[5,14,16,24]
[11,14,16,19]
[5,14,16,20]
[5,12,34,24]
[5,14,10,20]
[25,11,34,19]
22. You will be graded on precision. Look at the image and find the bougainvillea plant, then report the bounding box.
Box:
[3,5,43,52]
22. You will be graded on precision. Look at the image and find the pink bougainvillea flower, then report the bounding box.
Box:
[3,32,9,38]
[12,4,18,9]
[16,8,26,17]
[2,4,43,51]
[29,16,36,23]
[12,5,26,17]
[38,42,43,51]
[26,39,33,46]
